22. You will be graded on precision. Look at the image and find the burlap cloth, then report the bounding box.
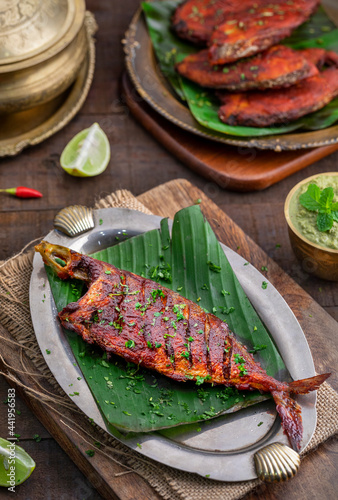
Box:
[0,189,337,500]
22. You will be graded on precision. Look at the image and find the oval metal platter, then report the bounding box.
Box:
[124,0,338,151]
[30,208,317,481]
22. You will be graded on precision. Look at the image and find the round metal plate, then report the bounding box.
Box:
[30,208,317,481]
[124,0,338,151]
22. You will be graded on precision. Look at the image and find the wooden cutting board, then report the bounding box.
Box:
[0,179,336,500]
[121,72,338,192]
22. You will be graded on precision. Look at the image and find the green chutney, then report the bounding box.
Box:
[289,174,338,250]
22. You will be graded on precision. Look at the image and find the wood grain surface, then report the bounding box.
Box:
[0,0,337,499]
[122,72,338,192]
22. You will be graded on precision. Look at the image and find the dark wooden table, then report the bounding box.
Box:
[0,1,337,499]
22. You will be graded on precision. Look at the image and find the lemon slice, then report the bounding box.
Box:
[60,123,110,177]
[0,438,36,487]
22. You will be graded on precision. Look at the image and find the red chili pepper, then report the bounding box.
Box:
[0,186,43,198]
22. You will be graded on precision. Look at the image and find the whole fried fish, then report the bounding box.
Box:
[176,45,319,90]
[35,241,330,451]
[218,67,338,127]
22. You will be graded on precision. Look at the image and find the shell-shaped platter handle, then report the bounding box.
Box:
[54,205,94,237]
[254,442,300,482]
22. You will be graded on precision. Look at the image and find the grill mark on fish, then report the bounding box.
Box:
[222,333,232,382]
[204,315,212,378]
[183,304,192,370]
[35,241,331,451]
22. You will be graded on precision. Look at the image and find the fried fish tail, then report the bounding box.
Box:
[274,373,330,450]
[250,372,330,451]
[287,373,331,395]
[272,389,303,451]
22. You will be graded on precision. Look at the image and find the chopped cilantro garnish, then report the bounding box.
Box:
[249,344,267,354]
[234,353,245,364]
[207,261,221,272]
[125,340,135,348]
[151,289,166,301]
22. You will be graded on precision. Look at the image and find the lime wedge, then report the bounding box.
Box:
[60,123,110,177]
[0,438,35,487]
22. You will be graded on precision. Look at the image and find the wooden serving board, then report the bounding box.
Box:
[121,72,338,192]
[0,179,337,500]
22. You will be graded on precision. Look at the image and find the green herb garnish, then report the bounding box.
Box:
[299,183,338,232]
[249,344,267,354]
[207,261,221,272]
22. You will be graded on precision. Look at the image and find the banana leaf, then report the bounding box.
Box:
[142,1,338,137]
[46,206,286,433]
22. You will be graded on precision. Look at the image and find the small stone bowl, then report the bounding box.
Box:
[284,172,338,281]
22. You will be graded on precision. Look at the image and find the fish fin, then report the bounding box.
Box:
[288,373,331,395]
[271,390,303,451]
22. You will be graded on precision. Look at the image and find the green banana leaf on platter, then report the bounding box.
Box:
[46,206,287,434]
[142,1,338,137]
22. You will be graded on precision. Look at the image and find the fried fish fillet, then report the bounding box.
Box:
[172,0,267,45]
[35,241,330,451]
[176,45,319,90]
[209,0,320,65]
[218,67,338,127]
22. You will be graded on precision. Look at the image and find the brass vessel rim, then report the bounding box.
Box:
[0,0,85,74]
[284,172,338,254]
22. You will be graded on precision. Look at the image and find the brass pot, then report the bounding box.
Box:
[0,0,86,114]
[284,172,338,281]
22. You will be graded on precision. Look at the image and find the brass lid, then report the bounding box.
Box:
[0,0,85,67]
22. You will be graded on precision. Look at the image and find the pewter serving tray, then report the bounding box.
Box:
[30,208,317,481]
